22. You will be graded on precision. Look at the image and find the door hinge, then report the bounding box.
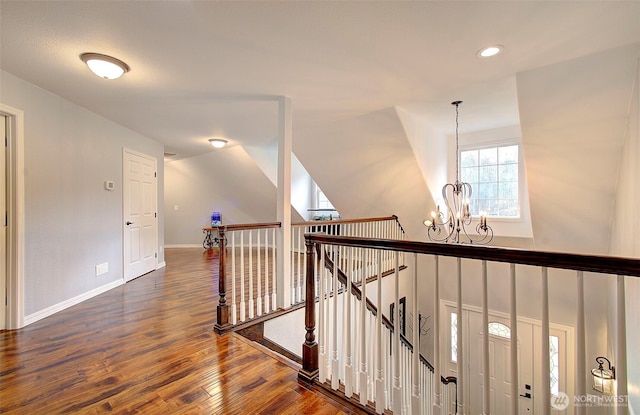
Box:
[155,212,157,218]
[154,172,157,178]
[155,252,158,258]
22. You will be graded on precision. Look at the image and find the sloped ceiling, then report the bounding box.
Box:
[294,107,432,240]
[517,44,639,254]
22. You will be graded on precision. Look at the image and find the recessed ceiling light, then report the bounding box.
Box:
[209,138,228,148]
[477,45,504,58]
[80,53,130,79]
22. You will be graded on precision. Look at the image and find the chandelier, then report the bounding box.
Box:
[423,101,493,245]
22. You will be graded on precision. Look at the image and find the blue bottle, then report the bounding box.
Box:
[211,211,221,227]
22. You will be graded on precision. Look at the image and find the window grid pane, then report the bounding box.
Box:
[459,144,520,218]
[550,336,560,396]
[487,322,511,339]
[451,313,457,362]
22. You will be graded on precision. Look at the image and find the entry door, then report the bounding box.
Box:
[454,306,535,415]
[485,330,523,414]
[123,149,157,282]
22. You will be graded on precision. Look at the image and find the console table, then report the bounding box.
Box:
[202,227,221,249]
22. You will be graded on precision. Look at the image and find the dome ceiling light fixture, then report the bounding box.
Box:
[80,53,130,80]
[209,138,228,149]
[477,45,504,58]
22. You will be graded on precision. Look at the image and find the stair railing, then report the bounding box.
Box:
[299,234,640,414]
[308,242,456,413]
[214,216,405,333]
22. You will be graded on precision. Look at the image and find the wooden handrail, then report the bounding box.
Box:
[216,222,282,232]
[305,234,640,277]
[293,215,398,227]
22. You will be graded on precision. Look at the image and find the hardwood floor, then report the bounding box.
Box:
[0,248,353,414]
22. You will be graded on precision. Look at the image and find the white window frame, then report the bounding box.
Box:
[458,140,522,220]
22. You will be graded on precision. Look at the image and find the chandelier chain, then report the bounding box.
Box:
[455,102,460,183]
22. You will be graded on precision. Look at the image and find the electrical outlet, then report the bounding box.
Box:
[96,262,109,276]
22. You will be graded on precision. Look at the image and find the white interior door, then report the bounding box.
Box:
[123,149,157,282]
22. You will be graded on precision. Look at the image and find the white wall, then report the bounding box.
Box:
[0,70,164,320]
[609,51,640,414]
[164,146,280,245]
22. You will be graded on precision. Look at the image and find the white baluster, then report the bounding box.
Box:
[248,231,254,319]
[541,267,550,415]
[297,226,302,303]
[482,260,490,415]
[393,252,402,414]
[271,229,276,309]
[457,257,464,415]
[231,232,237,325]
[240,231,246,322]
[302,225,308,304]
[375,250,385,413]
[263,229,270,313]
[412,253,420,415]
[510,263,518,415]
[318,247,326,383]
[344,246,354,397]
[331,246,339,390]
[360,248,368,406]
[290,227,296,305]
[616,276,628,412]
[256,229,262,316]
[576,271,586,415]
[433,256,442,415]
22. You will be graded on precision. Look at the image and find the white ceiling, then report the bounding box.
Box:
[1,1,638,160]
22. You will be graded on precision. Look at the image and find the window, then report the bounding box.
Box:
[316,186,334,210]
[460,144,519,218]
[451,312,458,362]
[313,185,339,220]
[487,322,511,339]
[549,335,560,396]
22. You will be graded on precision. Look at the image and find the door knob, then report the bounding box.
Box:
[126,221,134,225]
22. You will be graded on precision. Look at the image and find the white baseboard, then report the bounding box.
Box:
[164,244,202,248]
[24,279,124,327]
[156,261,166,269]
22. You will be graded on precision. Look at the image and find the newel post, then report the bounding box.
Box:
[298,236,319,384]
[214,227,231,334]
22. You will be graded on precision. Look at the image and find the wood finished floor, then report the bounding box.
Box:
[0,248,353,415]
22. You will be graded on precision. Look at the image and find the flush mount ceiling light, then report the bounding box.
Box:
[477,45,504,58]
[209,138,228,149]
[80,53,130,79]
